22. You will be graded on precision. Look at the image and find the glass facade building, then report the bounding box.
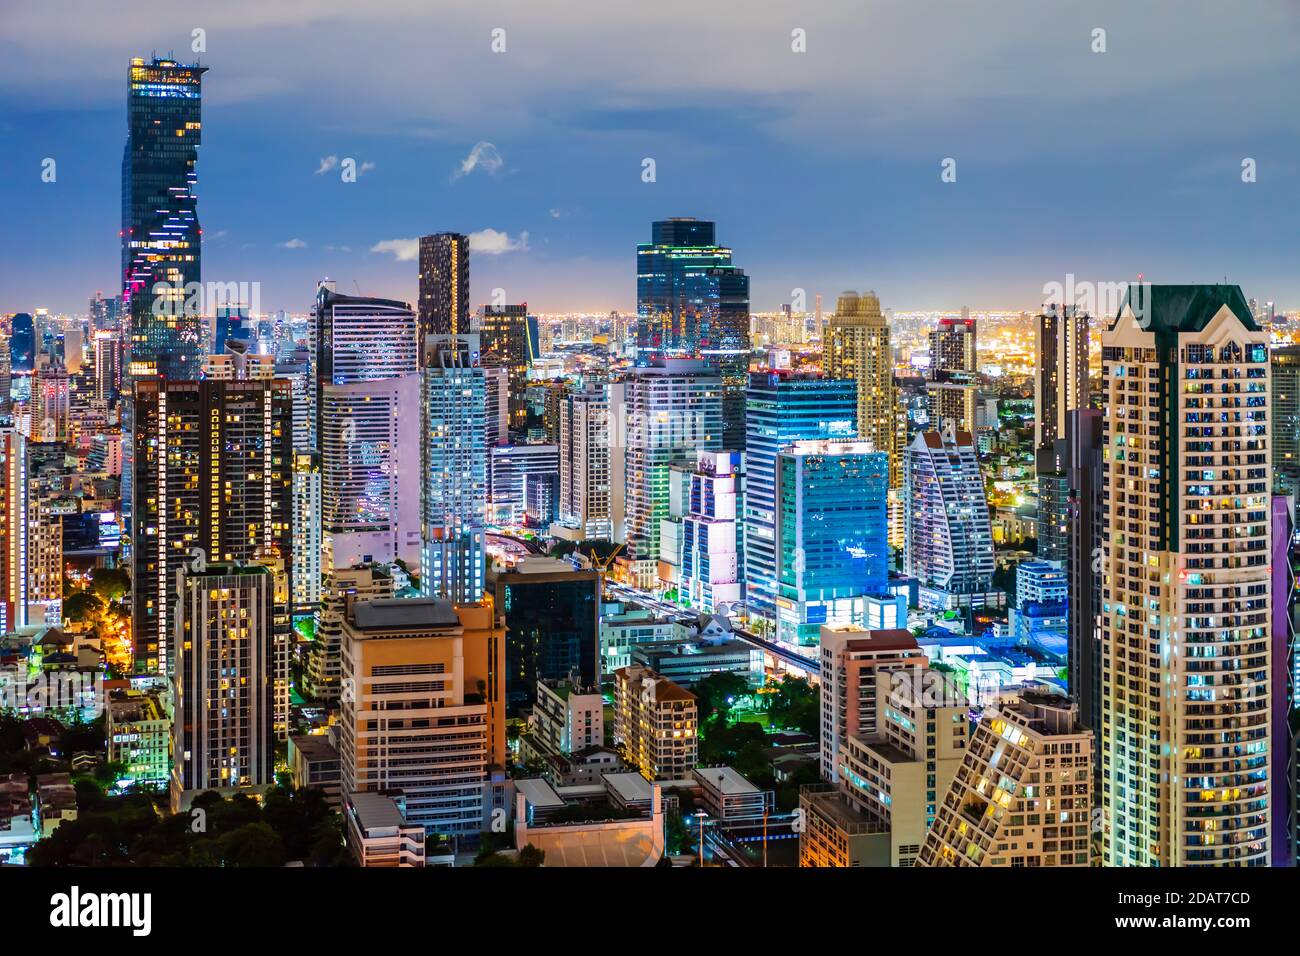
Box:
[636,218,750,448]
[121,57,207,381]
[774,440,889,646]
[743,371,857,625]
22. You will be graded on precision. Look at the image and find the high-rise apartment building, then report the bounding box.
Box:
[417,233,470,352]
[171,559,275,811]
[636,218,750,448]
[1067,408,1104,747]
[775,440,890,646]
[918,690,1093,867]
[903,428,996,607]
[743,371,856,626]
[623,359,722,585]
[926,317,977,433]
[825,291,897,483]
[131,376,293,676]
[1101,285,1271,866]
[121,57,207,381]
[614,664,698,781]
[1035,305,1091,566]
[313,285,421,571]
[338,596,505,836]
[420,334,487,603]
[306,563,393,703]
[555,383,624,541]
[1271,344,1300,497]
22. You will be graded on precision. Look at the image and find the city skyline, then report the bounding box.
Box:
[4,1,1300,316]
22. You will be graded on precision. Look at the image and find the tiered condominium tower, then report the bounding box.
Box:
[1101,284,1271,866]
[170,559,275,811]
[636,218,750,449]
[313,285,421,571]
[420,335,487,603]
[825,291,897,483]
[903,428,995,606]
[623,359,722,586]
[121,57,207,381]
[743,371,856,626]
[338,597,505,835]
[926,317,978,433]
[417,233,470,351]
[555,383,624,541]
[131,376,293,676]
[918,690,1093,867]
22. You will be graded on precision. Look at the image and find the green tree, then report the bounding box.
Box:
[90,567,131,603]
[692,672,750,724]
[517,843,545,867]
[63,590,102,622]
[217,822,286,867]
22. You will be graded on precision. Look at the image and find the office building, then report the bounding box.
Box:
[345,792,427,867]
[170,560,275,811]
[613,665,698,781]
[658,450,742,613]
[489,443,559,528]
[1068,408,1104,746]
[818,626,929,784]
[636,218,750,448]
[1101,284,1271,866]
[121,58,207,381]
[420,334,487,603]
[918,691,1093,867]
[623,359,722,585]
[489,557,600,715]
[774,441,889,646]
[743,371,856,626]
[338,597,505,836]
[1272,344,1300,496]
[314,285,421,571]
[531,679,605,756]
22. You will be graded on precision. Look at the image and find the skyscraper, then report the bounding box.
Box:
[9,314,34,375]
[743,371,857,626]
[131,377,293,676]
[659,450,743,613]
[636,218,750,448]
[417,233,470,353]
[825,291,897,483]
[926,317,977,433]
[121,57,207,381]
[1101,284,1271,866]
[1271,344,1300,497]
[555,384,623,541]
[171,558,275,811]
[623,359,723,586]
[1034,305,1091,566]
[775,441,890,645]
[420,334,487,603]
[1067,408,1104,747]
[313,285,421,571]
[480,303,537,434]
[903,428,996,607]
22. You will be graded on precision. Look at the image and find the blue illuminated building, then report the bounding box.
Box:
[743,371,857,626]
[775,440,889,646]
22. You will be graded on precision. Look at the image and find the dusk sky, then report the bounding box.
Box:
[3,0,1300,316]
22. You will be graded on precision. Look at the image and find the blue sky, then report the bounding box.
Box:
[3,0,1299,316]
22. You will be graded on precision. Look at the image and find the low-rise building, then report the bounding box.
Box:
[106,689,170,790]
[345,792,427,868]
[613,665,698,781]
[530,679,604,756]
[288,734,342,809]
[692,765,773,822]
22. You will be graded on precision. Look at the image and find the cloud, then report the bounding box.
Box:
[279,238,308,249]
[325,244,353,253]
[469,229,528,255]
[370,238,418,261]
[314,155,339,175]
[451,141,504,181]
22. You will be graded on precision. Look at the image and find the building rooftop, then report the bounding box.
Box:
[1116,283,1255,335]
[348,792,408,831]
[351,597,461,632]
[289,734,339,762]
[692,765,760,796]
